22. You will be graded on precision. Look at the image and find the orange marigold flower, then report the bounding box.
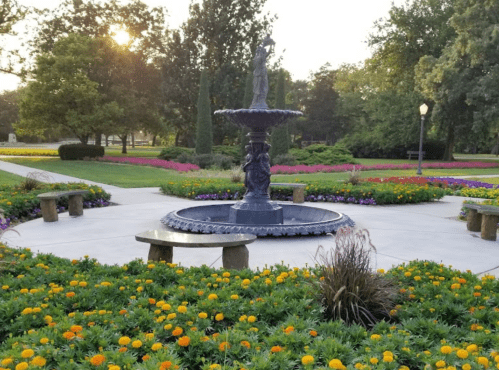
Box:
[118,347,127,353]
[240,340,251,349]
[178,336,190,347]
[148,298,156,305]
[309,330,318,337]
[219,342,230,351]
[70,325,83,333]
[89,354,106,366]
[271,345,283,353]
[142,355,150,361]
[172,327,183,336]
[160,361,172,370]
[66,292,75,298]
[284,326,294,334]
[63,332,75,340]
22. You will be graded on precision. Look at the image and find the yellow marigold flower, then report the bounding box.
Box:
[198,312,208,319]
[151,342,162,351]
[242,279,251,285]
[164,324,172,330]
[31,356,46,366]
[271,345,283,353]
[40,338,49,344]
[15,362,29,370]
[21,307,33,315]
[440,346,452,354]
[177,305,187,313]
[239,315,247,322]
[118,336,131,346]
[215,313,224,321]
[301,355,314,365]
[435,360,445,367]
[466,344,478,352]
[79,281,87,287]
[370,334,381,340]
[69,280,78,286]
[89,354,106,366]
[21,349,34,358]
[247,315,256,323]
[167,313,176,320]
[162,304,172,311]
[370,358,378,364]
[477,357,489,367]
[172,327,183,336]
[2,285,8,290]
[462,364,471,370]
[383,355,393,362]
[1,359,13,366]
[178,336,190,347]
[108,366,120,370]
[231,294,239,299]
[456,349,469,359]
[329,359,345,369]
[132,340,142,348]
[208,294,218,300]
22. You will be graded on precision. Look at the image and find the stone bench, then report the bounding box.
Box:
[463,203,499,241]
[407,151,425,160]
[135,230,257,270]
[37,190,89,222]
[270,183,307,203]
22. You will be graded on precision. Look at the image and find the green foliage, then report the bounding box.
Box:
[0,182,111,220]
[314,228,397,327]
[177,153,234,170]
[213,145,242,165]
[289,144,357,165]
[158,146,194,161]
[58,144,105,161]
[196,70,213,155]
[272,153,297,166]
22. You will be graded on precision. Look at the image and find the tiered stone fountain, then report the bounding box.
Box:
[162,36,354,236]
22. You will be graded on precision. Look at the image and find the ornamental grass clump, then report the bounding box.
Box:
[18,172,51,191]
[315,227,397,327]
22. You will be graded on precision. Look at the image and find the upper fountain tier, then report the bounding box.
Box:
[214,108,302,130]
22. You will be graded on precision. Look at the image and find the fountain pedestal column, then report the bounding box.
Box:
[229,129,283,225]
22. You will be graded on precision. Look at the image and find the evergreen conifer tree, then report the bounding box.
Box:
[270,69,289,160]
[196,70,213,154]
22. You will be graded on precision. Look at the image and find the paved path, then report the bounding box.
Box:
[1,159,499,277]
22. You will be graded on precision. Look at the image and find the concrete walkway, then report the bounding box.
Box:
[1,159,499,277]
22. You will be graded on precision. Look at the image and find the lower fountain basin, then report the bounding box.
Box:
[161,203,355,237]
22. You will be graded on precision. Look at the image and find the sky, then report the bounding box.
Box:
[0,0,407,92]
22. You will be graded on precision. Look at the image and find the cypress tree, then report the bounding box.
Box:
[270,69,289,160]
[196,70,213,154]
[240,70,253,158]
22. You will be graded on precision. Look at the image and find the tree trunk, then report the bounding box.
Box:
[95,132,102,146]
[121,135,127,154]
[152,135,156,146]
[443,124,455,161]
[175,132,180,146]
[79,135,89,145]
[131,132,135,148]
[105,135,109,147]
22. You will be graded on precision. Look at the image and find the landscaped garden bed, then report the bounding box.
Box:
[0,183,111,229]
[98,157,200,173]
[0,241,497,369]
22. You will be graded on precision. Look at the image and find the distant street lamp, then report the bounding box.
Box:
[417,103,429,175]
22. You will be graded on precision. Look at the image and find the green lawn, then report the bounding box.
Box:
[3,157,499,188]
[104,146,163,158]
[0,170,25,186]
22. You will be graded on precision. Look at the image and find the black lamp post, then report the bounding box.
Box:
[416,103,429,176]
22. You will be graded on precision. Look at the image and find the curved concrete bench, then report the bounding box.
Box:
[135,230,257,270]
[270,183,307,203]
[463,203,499,241]
[37,190,89,222]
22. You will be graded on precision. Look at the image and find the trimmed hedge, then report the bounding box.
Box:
[58,144,104,160]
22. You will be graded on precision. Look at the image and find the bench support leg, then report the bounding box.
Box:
[222,245,249,270]
[481,215,498,241]
[68,194,84,216]
[40,199,58,222]
[467,209,482,232]
[148,244,173,262]
[293,187,305,203]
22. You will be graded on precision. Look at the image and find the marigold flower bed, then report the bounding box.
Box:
[271,162,499,174]
[160,179,446,205]
[99,156,200,173]
[0,246,498,369]
[0,148,58,157]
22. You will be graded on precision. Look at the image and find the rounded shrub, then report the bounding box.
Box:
[58,144,104,160]
[158,146,194,161]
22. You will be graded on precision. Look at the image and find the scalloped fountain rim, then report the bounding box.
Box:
[161,203,355,237]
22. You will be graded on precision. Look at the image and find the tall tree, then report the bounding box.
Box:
[0,0,28,76]
[161,0,273,146]
[269,69,289,160]
[196,70,213,154]
[0,88,21,140]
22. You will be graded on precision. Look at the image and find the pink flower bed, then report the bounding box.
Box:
[100,156,200,172]
[270,162,499,174]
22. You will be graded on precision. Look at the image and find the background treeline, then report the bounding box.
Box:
[1,0,499,160]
